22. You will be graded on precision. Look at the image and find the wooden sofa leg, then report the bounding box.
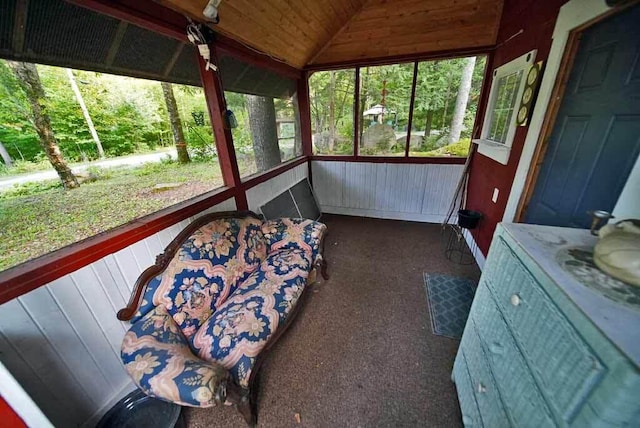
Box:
[237,393,256,427]
[321,259,330,280]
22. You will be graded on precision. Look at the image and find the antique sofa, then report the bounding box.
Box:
[117,211,327,425]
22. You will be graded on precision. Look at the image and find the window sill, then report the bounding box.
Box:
[473,139,511,165]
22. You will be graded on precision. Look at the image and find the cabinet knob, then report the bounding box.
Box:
[510,294,521,307]
[489,342,504,355]
[477,383,487,394]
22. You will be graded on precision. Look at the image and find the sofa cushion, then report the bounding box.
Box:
[262,218,327,264]
[121,305,228,407]
[190,248,312,388]
[132,217,267,338]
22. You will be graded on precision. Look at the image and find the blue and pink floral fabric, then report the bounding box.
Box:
[191,248,311,388]
[131,217,266,338]
[121,305,228,407]
[262,218,327,264]
[121,216,325,406]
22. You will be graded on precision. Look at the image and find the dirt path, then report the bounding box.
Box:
[0,149,177,191]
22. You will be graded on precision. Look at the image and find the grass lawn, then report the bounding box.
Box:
[0,160,254,271]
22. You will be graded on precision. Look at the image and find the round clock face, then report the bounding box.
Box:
[522,87,533,104]
[527,66,538,85]
[518,105,528,123]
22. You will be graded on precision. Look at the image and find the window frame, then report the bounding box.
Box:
[309,54,489,162]
[473,50,537,165]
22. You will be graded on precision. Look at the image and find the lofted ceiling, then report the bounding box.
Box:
[157,0,504,69]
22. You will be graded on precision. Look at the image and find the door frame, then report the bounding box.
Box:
[502,0,629,222]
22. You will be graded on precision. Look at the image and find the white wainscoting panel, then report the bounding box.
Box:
[0,197,236,428]
[312,161,463,223]
[246,163,308,212]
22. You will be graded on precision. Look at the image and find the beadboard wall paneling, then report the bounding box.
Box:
[246,163,308,212]
[311,161,463,223]
[0,197,236,428]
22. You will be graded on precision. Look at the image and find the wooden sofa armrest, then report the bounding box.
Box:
[117,210,263,321]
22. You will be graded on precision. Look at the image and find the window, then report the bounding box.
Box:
[0,60,224,272]
[309,69,355,155]
[308,56,487,159]
[218,54,302,179]
[410,56,486,157]
[474,50,536,164]
[358,63,413,156]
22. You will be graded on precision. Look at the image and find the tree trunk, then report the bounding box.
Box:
[246,94,281,172]
[448,56,476,144]
[161,82,190,163]
[66,68,104,158]
[328,71,336,152]
[424,109,434,138]
[291,95,303,157]
[7,61,79,189]
[0,142,13,167]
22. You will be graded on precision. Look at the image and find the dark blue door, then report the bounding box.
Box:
[525,5,640,228]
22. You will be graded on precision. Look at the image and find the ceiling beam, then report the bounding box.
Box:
[65,0,188,42]
[162,42,185,77]
[105,21,128,66]
[12,0,29,54]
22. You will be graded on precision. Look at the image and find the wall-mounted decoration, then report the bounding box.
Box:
[516,61,545,126]
[473,49,537,165]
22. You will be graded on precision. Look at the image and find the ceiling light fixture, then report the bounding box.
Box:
[203,0,222,23]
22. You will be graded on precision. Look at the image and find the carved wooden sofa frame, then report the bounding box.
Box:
[117,211,328,426]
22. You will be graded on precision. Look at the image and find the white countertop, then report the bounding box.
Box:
[501,223,640,367]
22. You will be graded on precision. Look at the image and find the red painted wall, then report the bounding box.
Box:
[466,0,569,255]
[0,396,26,428]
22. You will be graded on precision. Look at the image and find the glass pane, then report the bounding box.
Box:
[410,56,486,157]
[0,60,224,272]
[487,69,523,144]
[225,91,302,179]
[308,69,355,155]
[358,63,414,156]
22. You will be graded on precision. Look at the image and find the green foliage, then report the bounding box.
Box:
[0,179,62,200]
[308,56,487,156]
[0,60,215,165]
[417,138,471,157]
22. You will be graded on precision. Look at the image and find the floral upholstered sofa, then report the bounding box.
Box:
[117,211,327,425]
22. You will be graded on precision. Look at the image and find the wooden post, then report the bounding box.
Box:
[197,47,248,210]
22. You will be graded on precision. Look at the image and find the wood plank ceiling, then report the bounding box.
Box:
[158,0,503,69]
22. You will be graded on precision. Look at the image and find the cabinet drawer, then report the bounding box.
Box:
[485,238,604,421]
[453,353,482,428]
[461,320,510,428]
[472,284,556,427]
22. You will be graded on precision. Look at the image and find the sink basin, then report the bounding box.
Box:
[556,246,640,310]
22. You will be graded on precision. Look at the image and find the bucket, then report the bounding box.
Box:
[457,209,483,229]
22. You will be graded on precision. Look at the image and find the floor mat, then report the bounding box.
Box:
[424,273,477,339]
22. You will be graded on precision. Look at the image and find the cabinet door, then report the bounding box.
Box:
[485,237,604,421]
[472,284,556,427]
[453,353,483,428]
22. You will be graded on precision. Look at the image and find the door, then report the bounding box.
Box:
[524,4,640,228]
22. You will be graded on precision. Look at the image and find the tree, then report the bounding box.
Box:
[245,94,281,171]
[66,68,104,158]
[161,81,190,163]
[448,57,476,144]
[7,61,79,189]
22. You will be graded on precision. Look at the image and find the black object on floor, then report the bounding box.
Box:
[96,389,184,428]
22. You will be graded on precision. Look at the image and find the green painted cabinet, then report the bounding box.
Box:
[453,223,640,427]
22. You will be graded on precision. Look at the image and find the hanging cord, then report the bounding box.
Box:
[186,19,217,71]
